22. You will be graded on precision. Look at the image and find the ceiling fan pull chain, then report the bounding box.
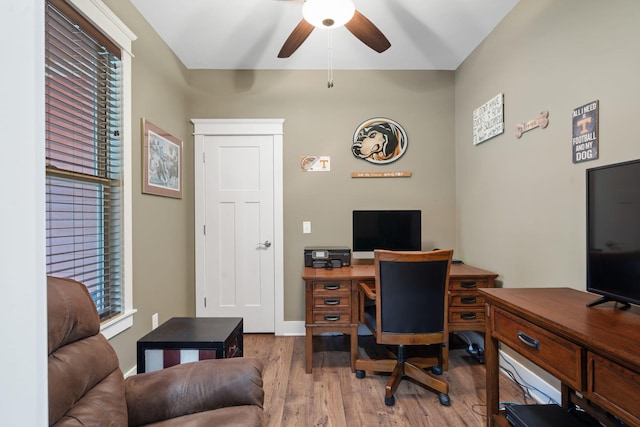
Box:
[327,29,334,88]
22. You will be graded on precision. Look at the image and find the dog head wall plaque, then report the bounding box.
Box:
[352,118,408,164]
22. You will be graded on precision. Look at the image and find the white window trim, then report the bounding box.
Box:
[66,0,137,339]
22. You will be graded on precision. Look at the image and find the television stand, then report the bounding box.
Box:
[586,295,631,310]
[481,287,640,427]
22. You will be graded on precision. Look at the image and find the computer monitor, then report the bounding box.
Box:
[352,210,421,259]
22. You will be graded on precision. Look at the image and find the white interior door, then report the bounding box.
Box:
[193,120,283,333]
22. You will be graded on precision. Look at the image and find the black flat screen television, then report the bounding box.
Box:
[587,159,640,308]
[352,210,421,259]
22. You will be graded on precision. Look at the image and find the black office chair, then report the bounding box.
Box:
[355,249,453,407]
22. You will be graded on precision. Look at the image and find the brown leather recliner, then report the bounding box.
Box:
[48,276,264,426]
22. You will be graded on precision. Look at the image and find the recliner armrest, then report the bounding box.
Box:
[125,357,264,426]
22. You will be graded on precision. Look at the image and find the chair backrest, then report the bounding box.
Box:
[373,249,453,345]
[48,276,127,426]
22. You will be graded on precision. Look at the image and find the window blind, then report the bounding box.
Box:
[45,1,123,321]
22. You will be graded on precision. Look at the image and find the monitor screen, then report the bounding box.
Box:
[352,210,421,259]
[587,159,640,307]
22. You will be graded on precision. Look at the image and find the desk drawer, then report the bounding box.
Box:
[587,352,640,425]
[449,278,489,291]
[313,295,350,310]
[492,307,583,390]
[313,280,351,294]
[312,310,351,324]
[449,307,485,323]
[449,293,486,307]
[312,280,351,310]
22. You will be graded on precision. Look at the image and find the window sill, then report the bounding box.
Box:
[100,308,137,340]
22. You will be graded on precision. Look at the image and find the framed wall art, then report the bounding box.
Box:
[572,100,599,164]
[142,118,183,199]
[352,117,408,164]
[473,93,504,145]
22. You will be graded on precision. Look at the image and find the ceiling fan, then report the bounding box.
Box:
[277,0,391,58]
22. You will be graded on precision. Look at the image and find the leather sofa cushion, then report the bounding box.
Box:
[138,406,263,427]
[126,358,264,426]
[51,369,127,426]
[49,333,124,425]
[48,276,100,354]
[48,277,127,426]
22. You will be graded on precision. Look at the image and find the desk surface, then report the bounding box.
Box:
[480,287,640,427]
[480,287,640,368]
[303,262,498,280]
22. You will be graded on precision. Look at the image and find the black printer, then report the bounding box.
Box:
[304,246,351,268]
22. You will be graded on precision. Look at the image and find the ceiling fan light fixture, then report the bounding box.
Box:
[302,0,355,29]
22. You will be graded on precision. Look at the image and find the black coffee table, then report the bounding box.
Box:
[136,317,243,373]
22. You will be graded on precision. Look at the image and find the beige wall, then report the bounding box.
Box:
[455,0,640,288]
[454,0,640,387]
[187,70,456,321]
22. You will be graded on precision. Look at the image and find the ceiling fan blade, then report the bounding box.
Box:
[344,10,391,53]
[278,19,315,58]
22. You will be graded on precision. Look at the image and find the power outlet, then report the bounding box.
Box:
[152,313,159,329]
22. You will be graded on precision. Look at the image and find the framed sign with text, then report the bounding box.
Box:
[572,100,599,164]
[473,93,504,145]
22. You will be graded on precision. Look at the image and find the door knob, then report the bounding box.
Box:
[259,240,272,248]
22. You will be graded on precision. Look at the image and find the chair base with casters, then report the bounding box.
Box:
[354,249,454,407]
[354,341,450,407]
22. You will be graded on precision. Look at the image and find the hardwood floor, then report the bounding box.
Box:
[243,334,528,427]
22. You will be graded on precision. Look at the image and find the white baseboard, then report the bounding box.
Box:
[499,350,561,405]
[275,320,305,336]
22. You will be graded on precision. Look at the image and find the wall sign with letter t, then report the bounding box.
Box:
[572,100,599,164]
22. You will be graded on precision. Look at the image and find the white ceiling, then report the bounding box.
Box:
[130,0,519,71]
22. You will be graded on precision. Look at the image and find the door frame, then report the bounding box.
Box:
[192,118,285,334]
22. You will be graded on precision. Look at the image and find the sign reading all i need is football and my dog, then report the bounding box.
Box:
[572,100,599,164]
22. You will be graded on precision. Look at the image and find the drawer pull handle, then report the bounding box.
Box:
[517,332,540,350]
[460,313,477,320]
[324,298,340,305]
[324,283,340,290]
[461,297,477,304]
[324,314,340,321]
[461,281,477,289]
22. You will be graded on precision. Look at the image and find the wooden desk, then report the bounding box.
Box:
[302,262,498,374]
[480,287,640,427]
